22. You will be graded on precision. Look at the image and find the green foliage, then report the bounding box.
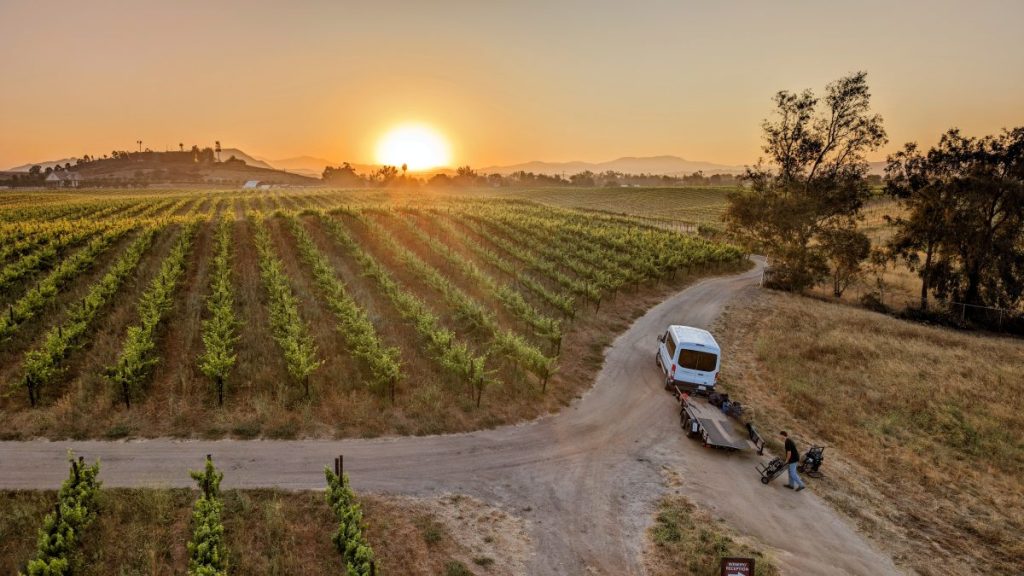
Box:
[0,225,131,340]
[397,212,564,354]
[426,212,576,317]
[321,212,494,403]
[188,456,228,576]
[20,229,155,407]
[886,127,1024,311]
[286,215,401,400]
[0,222,108,291]
[324,468,376,576]
[107,223,197,408]
[21,452,101,576]
[362,211,555,399]
[198,216,240,406]
[725,72,885,292]
[251,215,321,396]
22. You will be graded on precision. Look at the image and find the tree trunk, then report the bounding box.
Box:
[920,245,933,311]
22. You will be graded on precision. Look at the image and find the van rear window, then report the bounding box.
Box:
[678,349,717,372]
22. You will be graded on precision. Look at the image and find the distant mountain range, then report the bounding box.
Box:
[245,154,749,178]
[6,158,81,172]
[6,151,888,177]
[478,155,746,176]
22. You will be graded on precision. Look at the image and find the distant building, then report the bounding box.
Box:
[242,180,260,189]
[45,172,80,188]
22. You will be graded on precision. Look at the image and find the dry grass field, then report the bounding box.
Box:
[0,488,528,575]
[713,290,1024,575]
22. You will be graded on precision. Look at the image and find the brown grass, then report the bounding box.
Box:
[644,493,779,576]
[712,290,1024,575]
[0,489,525,575]
[644,468,779,576]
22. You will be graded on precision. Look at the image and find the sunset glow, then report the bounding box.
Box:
[375,125,451,171]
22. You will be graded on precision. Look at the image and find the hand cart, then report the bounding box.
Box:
[756,457,786,485]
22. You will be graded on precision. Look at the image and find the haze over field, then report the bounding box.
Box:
[2,0,1023,171]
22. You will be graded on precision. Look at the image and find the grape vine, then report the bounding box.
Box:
[198,216,240,406]
[107,222,197,408]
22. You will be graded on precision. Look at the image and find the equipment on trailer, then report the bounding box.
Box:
[673,386,749,451]
[798,445,826,478]
[708,391,745,419]
[756,457,787,485]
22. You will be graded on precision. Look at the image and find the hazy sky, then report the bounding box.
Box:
[2,0,1022,169]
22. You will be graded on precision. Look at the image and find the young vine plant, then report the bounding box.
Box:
[107,222,197,408]
[20,452,101,576]
[285,214,401,402]
[188,456,228,576]
[21,228,156,407]
[325,467,376,576]
[198,216,240,407]
[250,214,321,398]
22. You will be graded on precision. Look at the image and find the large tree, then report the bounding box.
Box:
[725,72,886,291]
[886,128,1024,311]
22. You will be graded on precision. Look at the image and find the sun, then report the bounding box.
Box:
[375,124,451,171]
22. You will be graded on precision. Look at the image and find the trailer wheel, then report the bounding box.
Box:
[760,476,770,485]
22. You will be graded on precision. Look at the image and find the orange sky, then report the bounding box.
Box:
[2,0,1022,170]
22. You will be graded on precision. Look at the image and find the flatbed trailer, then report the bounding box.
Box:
[675,389,754,451]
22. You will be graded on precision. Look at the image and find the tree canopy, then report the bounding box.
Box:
[886,127,1024,311]
[725,71,886,292]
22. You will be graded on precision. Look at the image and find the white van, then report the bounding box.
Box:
[656,325,721,394]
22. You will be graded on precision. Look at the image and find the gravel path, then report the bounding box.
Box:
[0,258,900,575]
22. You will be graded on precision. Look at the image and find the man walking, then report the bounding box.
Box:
[780,431,805,492]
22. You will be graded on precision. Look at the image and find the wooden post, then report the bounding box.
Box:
[339,454,344,476]
[334,457,339,476]
[204,454,212,497]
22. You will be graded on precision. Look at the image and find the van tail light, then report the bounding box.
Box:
[670,364,676,375]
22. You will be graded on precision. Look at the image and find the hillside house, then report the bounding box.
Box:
[45,171,81,188]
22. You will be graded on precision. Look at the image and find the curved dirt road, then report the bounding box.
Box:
[0,259,899,575]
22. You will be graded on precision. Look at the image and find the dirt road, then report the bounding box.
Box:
[0,258,899,575]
